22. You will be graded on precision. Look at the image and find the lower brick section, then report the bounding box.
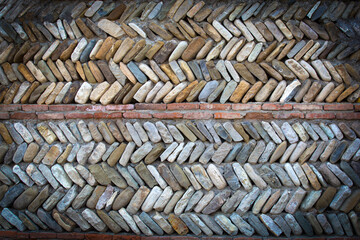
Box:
[0,231,358,239]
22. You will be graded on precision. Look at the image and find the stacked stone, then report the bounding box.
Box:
[0,119,359,236]
[0,0,359,105]
[0,0,359,238]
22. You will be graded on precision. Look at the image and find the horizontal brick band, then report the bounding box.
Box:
[0,103,358,120]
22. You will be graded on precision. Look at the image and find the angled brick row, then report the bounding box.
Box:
[0,0,359,44]
[1,157,360,192]
[2,77,360,105]
[0,188,360,236]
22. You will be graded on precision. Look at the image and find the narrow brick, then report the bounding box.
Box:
[293,104,322,111]
[122,112,152,118]
[105,104,135,111]
[10,112,37,119]
[262,103,292,111]
[305,113,336,119]
[245,112,273,119]
[48,105,77,111]
[167,103,200,110]
[153,112,183,119]
[336,112,360,120]
[232,104,262,111]
[183,112,212,119]
[37,112,65,120]
[22,105,49,112]
[214,112,244,119]
[135,103,166,110]
[93,112,123,118]
[0,112,10,119]
[323,103,354,111]
[76,105,106,111]
[200,103,231,110]
[0,104,21,111]
[65,112,94,119]
[273,112,304,119]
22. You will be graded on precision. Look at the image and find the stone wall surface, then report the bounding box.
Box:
[0,0,359,239]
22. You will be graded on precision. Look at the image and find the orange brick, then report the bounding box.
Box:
[122,112,152,118]
[200,103,231,110]
[135,103,166,110]
[0,104,21,111]
[336,112,360,119]
[94,112,122,118]
[153,112,183,119]
[232,103,262,111]
[262,103,292,110]
[105,104,135,111]
[22,104,48,111]
[183,112,212,119]
[65,112,94,119]
[48,105,76,111]
[76,105,106,111]
[10,112,36,119]
[323,103,354,111]
[293,104,322,111]
[245,112,273,119]
[306,113,336,119]
[0,112,9,119]
[167,103,199,110]
[214,112,244,119]
[273,112,304,119]
[37,112,64,120]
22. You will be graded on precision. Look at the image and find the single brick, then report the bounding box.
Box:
[65,112,94,119]
[10,112,37,119]
[37,112,65,120]
[22,104,49,112]
[305,112,336,119]
[94,112,122,119]
[336,112,360,120]
[214,112,244,119]
[232,104,262,111]
[200,103,231,110]
[262,103,292,111]
[76,105,106,111]
[0,112,9,119]
[135,103,166,110]
[0,104,21,111]
[245,112,273,119]
[293,104,322,111]
[122,112,152,118]
[48,105,77,111]
[105,104,135,111]
[167,103,200,110]
[153,112,183,119]
[183,112,213,119]
[323,103,354,111]
[273,112,304,119]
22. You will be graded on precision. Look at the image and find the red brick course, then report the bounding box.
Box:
[0,103,358,120]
